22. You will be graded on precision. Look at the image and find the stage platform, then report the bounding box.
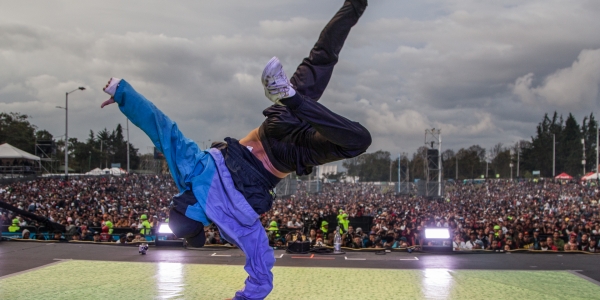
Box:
[1,242,599,299]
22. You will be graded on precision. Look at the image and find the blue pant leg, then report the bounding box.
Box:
[217,219,275,300]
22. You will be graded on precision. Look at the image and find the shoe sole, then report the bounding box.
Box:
[262,57,281,86]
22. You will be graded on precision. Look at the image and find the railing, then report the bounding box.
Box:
[0,166,39,174]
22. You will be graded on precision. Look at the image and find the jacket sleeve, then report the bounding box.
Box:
[113,80,205,192]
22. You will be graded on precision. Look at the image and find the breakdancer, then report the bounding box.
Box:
[100,1,370,299]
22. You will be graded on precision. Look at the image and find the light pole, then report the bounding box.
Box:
[126,118,130,173]
[486,159,489,179]
[100,139,104,168]
[397,153,401,193]
[455,155,458,180]
[582,138,586,176]
[389,159,392,182]
[509,163,514,181]
[88,151,91,171]
[516,141,520,178]
[59,87,86,178]
[553,134,556,178]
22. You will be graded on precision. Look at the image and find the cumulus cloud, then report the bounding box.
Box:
[512,49,600,109]
[1,0,600,155]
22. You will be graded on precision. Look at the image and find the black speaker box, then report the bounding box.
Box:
[287,241,310,254]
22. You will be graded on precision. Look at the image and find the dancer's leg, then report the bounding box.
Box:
[280,0,370,161]
[290,0,367,101]
[205,199,275,300]
[279,92,371,161]
[261,1,371,170]
[104,79,207,194]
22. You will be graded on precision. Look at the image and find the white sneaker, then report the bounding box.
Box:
[261,57,295,105]
[103,77,122,97]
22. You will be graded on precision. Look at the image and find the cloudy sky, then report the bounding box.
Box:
[1,0,600,158]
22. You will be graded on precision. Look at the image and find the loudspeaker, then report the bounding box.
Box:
[427,149,439,169]
[287,241,310,254]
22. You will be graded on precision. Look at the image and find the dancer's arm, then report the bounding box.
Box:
[101,79,204,192]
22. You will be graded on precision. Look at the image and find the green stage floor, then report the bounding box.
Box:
[1,260,599,299]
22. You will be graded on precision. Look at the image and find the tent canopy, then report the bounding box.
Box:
[582,172,599,181]
[109,167,127,175]
[85,167,127,176]
[0,143,40,161]
[555,172,573,179]
[85,168,104,175]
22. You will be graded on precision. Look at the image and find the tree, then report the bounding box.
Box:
[489,143,504,162]
[455,145,485,179]
[35,130,53,140]
[581,113,598,173]
[561,113,582,176]
[492,148,511,178]
[523,112,563,177]
[410,146,428,180]
[398,152,411,182]
[0,112,37,153]
[97,129,112,168]
[441,149,456,179]
[341,150,392,182]
[358,150,392,182]
[342,156,360,180]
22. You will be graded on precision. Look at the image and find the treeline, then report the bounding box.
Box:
[1,111,597,178]
[337,112,598,182]
[0,112,139,172]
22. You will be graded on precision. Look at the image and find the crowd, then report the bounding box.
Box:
[262,180,600,253]
[1,174,600,252]
[0,175,175,242]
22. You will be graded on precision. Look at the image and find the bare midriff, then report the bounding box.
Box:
[239,128,290,179]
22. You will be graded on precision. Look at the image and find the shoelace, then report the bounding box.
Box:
[266,72,289,96]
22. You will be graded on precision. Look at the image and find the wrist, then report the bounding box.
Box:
[104,78,122,97]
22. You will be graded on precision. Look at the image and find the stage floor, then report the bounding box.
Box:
[1,242,600,299]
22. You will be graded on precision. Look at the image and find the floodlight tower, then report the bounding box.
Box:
[425,129,443,197]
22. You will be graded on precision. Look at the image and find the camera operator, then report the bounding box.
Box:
[342,226,357,247]
[301,210,311,234]
[306,213,321,234]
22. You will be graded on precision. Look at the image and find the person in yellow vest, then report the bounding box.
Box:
[8,218,20,232]
[105,220,114,235]
[337,209,344,220]
[338,213,349,234]
[336,210,344,228]
[139,214,152,236]
[320,220,329,238]
[493,225,501,237]
[267,220,279,238]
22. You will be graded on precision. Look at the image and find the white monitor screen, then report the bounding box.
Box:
[424,228,450,239]
[158,223,173,234]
